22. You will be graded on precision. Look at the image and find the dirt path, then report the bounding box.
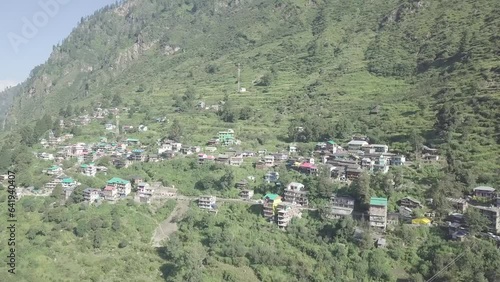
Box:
[151,200,190,247]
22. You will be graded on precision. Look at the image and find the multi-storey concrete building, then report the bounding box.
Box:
[472,205,500,234]
[284,182,308,206]
[129,149,146,162]
[137,182,154,197]
[330,194,355,219]
[198,195,216,210]
[263,194,282,219]
[473,186,496,199]
[106,177,131,198]
[264,155,275,167]
[46,165,63,176]
[61,177,77,189]
[264,171,279,183]
[373,155,389,174]
[102,186,118,201]
[447,197,469,213]
[83,188,101,203]
[369,197,388,231]
[240,189,254,201]
[218,129,235,146]
[80,163,97,177]
[277,202,302,229]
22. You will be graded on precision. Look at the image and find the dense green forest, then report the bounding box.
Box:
[0,0,499,281]
[2,188,500,282]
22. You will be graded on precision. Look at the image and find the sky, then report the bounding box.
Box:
[0,0,119,91]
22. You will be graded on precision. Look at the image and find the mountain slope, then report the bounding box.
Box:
[1,0,499,181]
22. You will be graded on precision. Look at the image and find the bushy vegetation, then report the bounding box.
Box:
[160,203,500,282]
[0,193,177,281]
[0,0,499,281]
[2,0,498,181]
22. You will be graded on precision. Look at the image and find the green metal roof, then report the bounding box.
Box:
[48,165,60,170]
[263,193,280,201]
[107,177,130,185]
[327,140,336,144]
[81,163,95,168]
[126,138,139,142]
[62,178,74,184]
[370,197,388,206]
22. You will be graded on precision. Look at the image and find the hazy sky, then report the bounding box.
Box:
[0,0,118,90]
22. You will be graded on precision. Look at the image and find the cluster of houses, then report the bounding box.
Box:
[319,184,500,241]
[54,107,124,131]
[92,107,121,120]
[196,100,230,112]
[446,186,500,241]
[79,177,133,203]
[31,118,456,241]
[42,172,176,205]
[311,137,407,180]
[40,131,75,147]
[24,115,500,248]
[262,193,303,229]
[38,136,161,174]
[254,178,434,231]
[288,137,439,182]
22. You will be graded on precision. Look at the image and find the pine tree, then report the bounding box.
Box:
[168,119,183,142]
[51,184,64,201]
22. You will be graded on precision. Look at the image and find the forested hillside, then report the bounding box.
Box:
[0,0,500,281]
[1,0,499,181]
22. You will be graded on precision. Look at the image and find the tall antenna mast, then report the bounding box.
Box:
[237,63,241,93]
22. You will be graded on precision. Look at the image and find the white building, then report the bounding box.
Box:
[199,195,216,210]
[347,140,369,151]
[138,182,154,196]
[80,163,97,177]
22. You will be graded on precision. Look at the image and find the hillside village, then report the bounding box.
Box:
[1,0,500,280]
[6,105,498,248]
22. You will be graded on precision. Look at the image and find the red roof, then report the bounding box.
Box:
[104,185,116,191]
[300,162,316,169]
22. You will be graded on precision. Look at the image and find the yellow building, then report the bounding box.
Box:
[263,194,282,218]
[412,217,432,225]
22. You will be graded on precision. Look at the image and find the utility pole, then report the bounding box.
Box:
[237,63,241,93]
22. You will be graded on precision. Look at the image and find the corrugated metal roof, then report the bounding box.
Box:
[370,197,388,206]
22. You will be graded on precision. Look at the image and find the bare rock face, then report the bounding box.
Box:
[214,0,246,12]
[114,0,138,17]
[115,40,157,66]
[379,0,426,29]
[80,66,93,73]
[163,45,181,56]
